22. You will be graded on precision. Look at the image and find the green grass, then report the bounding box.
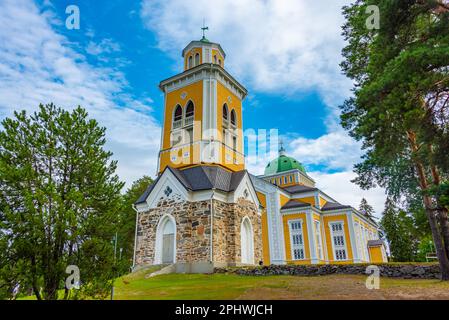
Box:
[17,266,449,300]
[114,272,281,300]
[113,270,449,300]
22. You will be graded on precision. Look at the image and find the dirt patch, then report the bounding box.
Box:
[237,275,449,300]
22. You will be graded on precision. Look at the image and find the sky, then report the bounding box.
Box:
[0,0,387,215]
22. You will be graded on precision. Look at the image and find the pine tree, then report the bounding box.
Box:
[341,0,449,279]
[116,175,153,274]
[359,198,375,219]
[380,199,417,262]
[0,103,124,299]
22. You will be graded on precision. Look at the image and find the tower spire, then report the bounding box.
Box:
[279,139,286,156]
[201,19,209,42]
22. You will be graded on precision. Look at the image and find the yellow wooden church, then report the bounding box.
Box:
[133,35,387,273]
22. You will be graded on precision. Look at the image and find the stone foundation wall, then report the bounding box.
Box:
[214,264,441,279]
[213,198,263,265]
[135,197,262,268]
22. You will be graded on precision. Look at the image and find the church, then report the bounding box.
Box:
[132,35,387,273]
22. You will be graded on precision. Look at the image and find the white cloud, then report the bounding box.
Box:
[140,0,353,103]
[309,171,386,218]
[288,130,362,171]
[139,0,387,211]
[0,0,161,188]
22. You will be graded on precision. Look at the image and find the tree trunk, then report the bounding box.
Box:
[430,164,449,260]
[408,131,449,280]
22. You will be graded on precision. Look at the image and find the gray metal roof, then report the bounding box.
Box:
[367,240,385,247]
[281,200,311,210]
[135,165,248,205]
[135,176,159,205]
[321,202,352,211]
[281,185,318,194]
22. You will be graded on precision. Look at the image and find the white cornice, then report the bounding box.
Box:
[159,64,247,100]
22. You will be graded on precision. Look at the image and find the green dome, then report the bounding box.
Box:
[264,154,306,175]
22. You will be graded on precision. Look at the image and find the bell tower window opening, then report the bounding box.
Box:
[230,109,236,126]
[188,56,193,69]
[223,104,229,126]
[173,105,183,129]
[194,53,200,66]
[185,101,194,126]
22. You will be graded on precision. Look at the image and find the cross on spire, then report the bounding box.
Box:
[201,19,209,41]
[279,139,286,156]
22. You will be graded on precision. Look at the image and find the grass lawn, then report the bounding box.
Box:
[113,268,449,300]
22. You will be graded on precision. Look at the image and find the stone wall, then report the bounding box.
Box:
[135,197,211,265]
[213,198,263,265]
[214,264,441,279]
[135,196,262,268]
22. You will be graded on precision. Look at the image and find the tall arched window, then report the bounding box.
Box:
[185,101,194,118]
[230,109,236,126]
[241,217,254,264]
[194,53,200,66]
[214,55,217,64]
[223,104,229,122]
[173,105,182,129]
[185,101,194,126]
[188,56,193,69]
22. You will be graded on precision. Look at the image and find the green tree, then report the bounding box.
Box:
[359,198,375,219]
[116,176,153,274]
[0,103,124,299]
[380,199,417,261]
[341,0,449,279]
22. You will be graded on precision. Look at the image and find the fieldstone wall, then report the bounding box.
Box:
[213,198,263,265]
[214,264,442,279]
[135,197,211,265]
[135,196,262,268]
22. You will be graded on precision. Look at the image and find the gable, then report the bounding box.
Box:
[135,169,189,212]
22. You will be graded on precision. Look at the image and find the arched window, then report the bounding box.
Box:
[188,56,193,68]
[194,53,200,66]
[185,101,194,126]
[223,104,229,121]
[214,55,217,64]
[241,217,254,264]
[185,101,194,118]
[230,109,236,126]
[173,105,182,129]
[219,59,222,66]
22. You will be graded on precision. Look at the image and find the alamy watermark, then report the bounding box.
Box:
[366,5,380,30]
[65,5,80,30]
[65,265,80,290]
[365,265,380,290]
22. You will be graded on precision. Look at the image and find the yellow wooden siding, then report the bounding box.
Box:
[323,214,354,264]
[283,213,311,265]
[369,246,385,263]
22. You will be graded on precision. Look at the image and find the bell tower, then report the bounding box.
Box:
[157,30,248,174]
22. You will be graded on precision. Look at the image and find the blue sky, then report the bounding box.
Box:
[0,0,387,214]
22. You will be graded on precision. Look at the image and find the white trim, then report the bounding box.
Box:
[328,220,349,262]
[306,211,318,264]
[347,211,361,263]
[160,65,247,100]
[288,219,306,261]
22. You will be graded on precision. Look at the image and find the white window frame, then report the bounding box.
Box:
[289,219,305,261]
[329,221,348,261]
[314,220,324,260]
